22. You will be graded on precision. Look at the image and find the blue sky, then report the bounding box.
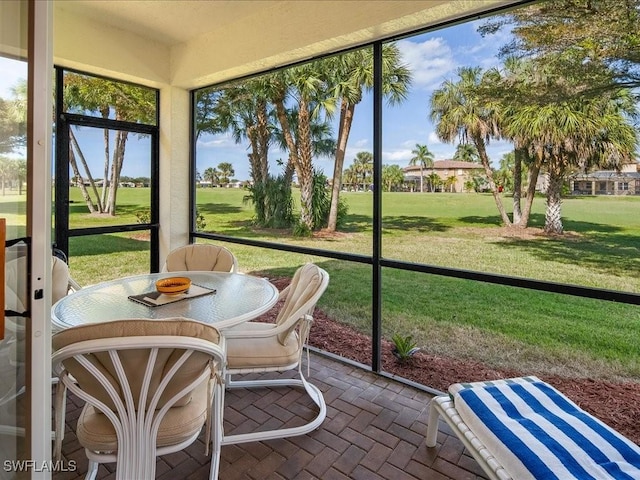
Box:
[0,58,25,100]
[0,20,515,180]
[195,20,516,181]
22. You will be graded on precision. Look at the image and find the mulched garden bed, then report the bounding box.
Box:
[257,276,640,445]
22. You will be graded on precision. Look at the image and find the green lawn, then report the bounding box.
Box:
[12,187,639,382]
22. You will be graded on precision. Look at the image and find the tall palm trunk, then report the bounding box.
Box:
[328,100,354,232]
[69,129,100,213]
[518,160,541,228]
[473,135,512,226]
[246,102,271,225]
[100,107,110,210]
[101,127,109,210]
[107,130,128,215]
[297,98,314,230]
[246,123,260,179]
[512,146,525,224]
[272,89,310,227]
[544,162,564,234]
[284,156,296,187]
[248,100,270,186]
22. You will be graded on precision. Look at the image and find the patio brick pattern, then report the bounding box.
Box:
[53,353,488,479]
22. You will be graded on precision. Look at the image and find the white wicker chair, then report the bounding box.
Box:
[222,263,329,445]
[162,244,238,273]
[52,318,226,480]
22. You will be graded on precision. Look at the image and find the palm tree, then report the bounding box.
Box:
[382,164,405,192]
[505,91,637,234]
[0,80,26,155]
[408,144,434,193]
[326,44,411,231]
[0,156,12,196]
[217,162,235,184]
[63,73,156,215]
[269,62,337,231]
[453,143,479,163]
[342,165,358,191]
[203,77,274,188]
[352,151,373,191]
[495,152,516,193]
[430,67,511,225]
[444,175,458,193]
[12,159,25,195]
[426,172,441,193]
[490,57,545,227]
[203,167,219,187]
[271,104,336,187]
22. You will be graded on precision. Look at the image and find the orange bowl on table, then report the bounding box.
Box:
[155,277,191,295]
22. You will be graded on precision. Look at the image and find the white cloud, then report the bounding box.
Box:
[197,133,236,148]
[400,139,418,148]
[382,149,413,165]
[428,132,444,145]
[397,38,457,90]
[353,138,370,149]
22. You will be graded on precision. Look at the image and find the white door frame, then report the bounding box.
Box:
[29,0,53,476]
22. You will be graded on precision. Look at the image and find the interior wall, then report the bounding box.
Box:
[0,0,28,58]
[53,6,170,87]
[158,86,191,258]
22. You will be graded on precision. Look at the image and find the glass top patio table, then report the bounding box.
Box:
[52,271,279,330]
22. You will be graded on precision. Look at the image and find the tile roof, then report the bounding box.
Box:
[404,160,484,173]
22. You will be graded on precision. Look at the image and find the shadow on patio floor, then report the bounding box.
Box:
[53,352,487,480]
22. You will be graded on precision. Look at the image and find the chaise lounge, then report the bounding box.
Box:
[426,376,640,480]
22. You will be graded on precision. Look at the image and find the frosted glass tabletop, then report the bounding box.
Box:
[52,272,279,330]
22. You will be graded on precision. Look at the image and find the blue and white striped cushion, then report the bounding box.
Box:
[451,376,640,480]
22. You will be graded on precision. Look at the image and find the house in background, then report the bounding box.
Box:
[403,160,484,192]
[570,163,640,195]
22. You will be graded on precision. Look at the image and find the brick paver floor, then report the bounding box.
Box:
[53,352,488,479]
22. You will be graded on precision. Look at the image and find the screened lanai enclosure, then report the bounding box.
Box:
[1,0,639,475]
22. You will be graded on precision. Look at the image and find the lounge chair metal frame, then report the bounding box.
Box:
[427,394,512,480]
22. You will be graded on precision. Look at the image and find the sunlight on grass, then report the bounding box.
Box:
[54,188,640,381]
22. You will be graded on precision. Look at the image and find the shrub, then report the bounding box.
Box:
[310,169,348,230]
[135,209,151,224]
[391,334,420,363]
[244,175,294,228]
[195,209,206,230]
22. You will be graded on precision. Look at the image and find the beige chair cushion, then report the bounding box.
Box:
[226,324,299,369]
[5,286,25,315]
[5,255,73,309]
[51,256,71,304]
[275,263,324,346]
[164,244,236,273]
[5,256,27,312]
[52,319,220,411]
[77,380,209,452]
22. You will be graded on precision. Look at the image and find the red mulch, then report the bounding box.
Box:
[257,277,640,445]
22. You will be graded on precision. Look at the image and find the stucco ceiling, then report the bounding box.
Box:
[55,0,284,46]
[54,1,521,48]
[52,1,524,89]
